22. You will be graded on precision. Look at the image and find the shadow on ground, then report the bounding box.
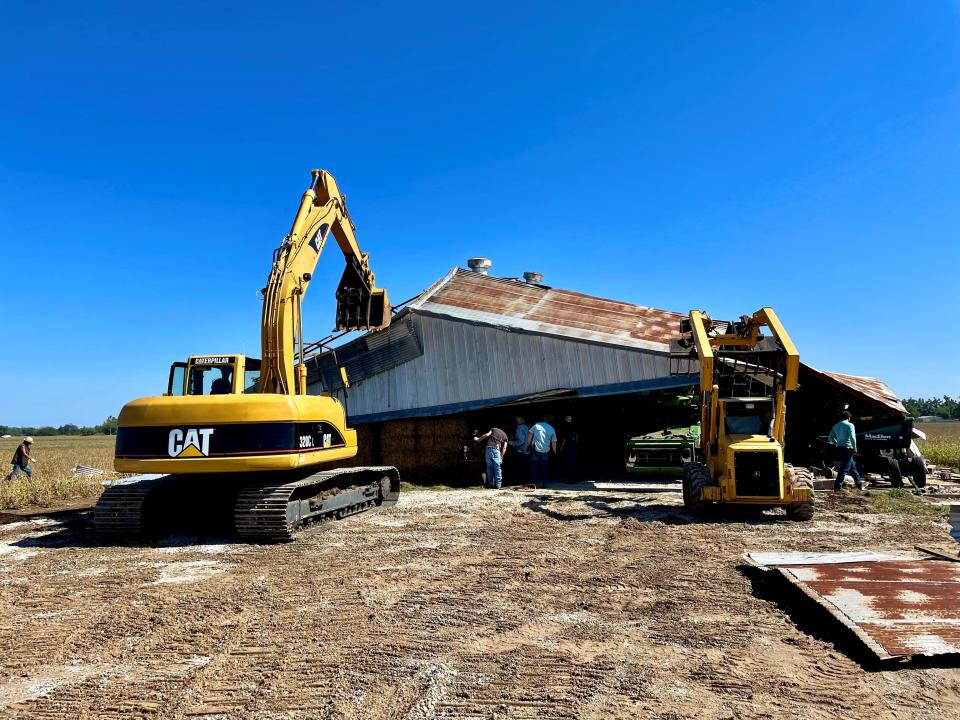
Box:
[5,505,253,550]
[522,491,786,526]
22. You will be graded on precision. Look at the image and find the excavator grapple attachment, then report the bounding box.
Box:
[335,261,391,331]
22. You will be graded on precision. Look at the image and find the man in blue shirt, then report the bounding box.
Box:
[527,417,557,488]
[511,416,530,484]
[828,411,862,491]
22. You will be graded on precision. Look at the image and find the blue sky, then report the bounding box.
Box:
[1,1,958,426]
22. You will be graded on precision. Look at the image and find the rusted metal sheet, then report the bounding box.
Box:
[745,551,960,660]
[800,364,907,415]
[410,268,685,351]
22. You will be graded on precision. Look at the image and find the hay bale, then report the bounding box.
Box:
[347,416,471,483]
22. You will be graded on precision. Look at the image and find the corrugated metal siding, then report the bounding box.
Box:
[306,315,422,390]
[335,314,676,419]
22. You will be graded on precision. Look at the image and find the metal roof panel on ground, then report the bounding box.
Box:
[745,551,960,660]
[409,268,685,352]
[800,364,907,415]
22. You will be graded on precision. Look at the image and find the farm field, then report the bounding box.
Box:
[0,483,957,718]
[0,435,111,511]
[917,422,960,469]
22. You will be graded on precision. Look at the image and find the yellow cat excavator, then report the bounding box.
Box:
[95,170,400,541]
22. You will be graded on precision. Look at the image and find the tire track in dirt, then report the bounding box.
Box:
[0,490,957,719]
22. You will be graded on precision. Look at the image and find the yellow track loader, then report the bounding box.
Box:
[95,170,400,541]
[670,308,814,520]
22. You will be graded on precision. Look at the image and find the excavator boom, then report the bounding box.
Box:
[260,169,390,395]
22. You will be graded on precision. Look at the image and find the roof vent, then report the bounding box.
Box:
[523,271,543,284]
[466,257,492,275]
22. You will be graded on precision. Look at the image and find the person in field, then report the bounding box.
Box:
[6,437,36,481]
[829,411,862,491]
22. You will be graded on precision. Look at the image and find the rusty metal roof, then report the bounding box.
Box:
[745,551,960,660]
[408,268,685,352]
[801,364,907,415]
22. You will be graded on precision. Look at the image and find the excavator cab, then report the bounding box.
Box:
[166,356,262,396]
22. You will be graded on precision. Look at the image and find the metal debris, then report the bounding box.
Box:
[799,364,907,414]
[73,465,105,477]
[744,551,960,660]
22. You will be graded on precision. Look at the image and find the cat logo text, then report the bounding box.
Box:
[168,428,215,458]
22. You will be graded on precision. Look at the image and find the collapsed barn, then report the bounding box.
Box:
[306,262,917,484]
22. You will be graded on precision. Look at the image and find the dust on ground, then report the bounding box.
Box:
[0,484,956,719]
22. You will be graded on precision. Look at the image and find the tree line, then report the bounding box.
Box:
[0,416,119,437]
[902,396,960,420]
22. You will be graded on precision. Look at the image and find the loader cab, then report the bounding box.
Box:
[721,398,775,438]
[166,355,262,396]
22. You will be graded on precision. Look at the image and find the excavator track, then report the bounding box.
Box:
[93,466,401,543]
[234,466,400,542]
[93,475,169,538]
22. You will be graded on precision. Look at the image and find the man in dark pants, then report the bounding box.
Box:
[511,416,530,484]
[527,417,557,488]
[828,411,862,491]
[559,415,579,482]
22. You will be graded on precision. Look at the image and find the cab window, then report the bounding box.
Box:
[726,415,764,435]
[243,358,261,394]
[724,400,773,435]
[167,363,187,396]
[187,366,234,395]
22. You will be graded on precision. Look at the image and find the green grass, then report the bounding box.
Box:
[832,487,949,518]
[399,481,461,493]
[917,422,960,469]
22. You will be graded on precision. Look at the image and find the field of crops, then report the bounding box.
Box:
[917,422,960,470]
[0,435,111,510]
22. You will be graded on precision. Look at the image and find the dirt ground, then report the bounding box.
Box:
[0,484,956,719]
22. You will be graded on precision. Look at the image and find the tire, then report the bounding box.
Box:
[911,456,927,488]
[885,456,903,488]
[681,462,712,514]
[785,464,815,521]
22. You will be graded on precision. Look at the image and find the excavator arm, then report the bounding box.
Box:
[260,170,390,395]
